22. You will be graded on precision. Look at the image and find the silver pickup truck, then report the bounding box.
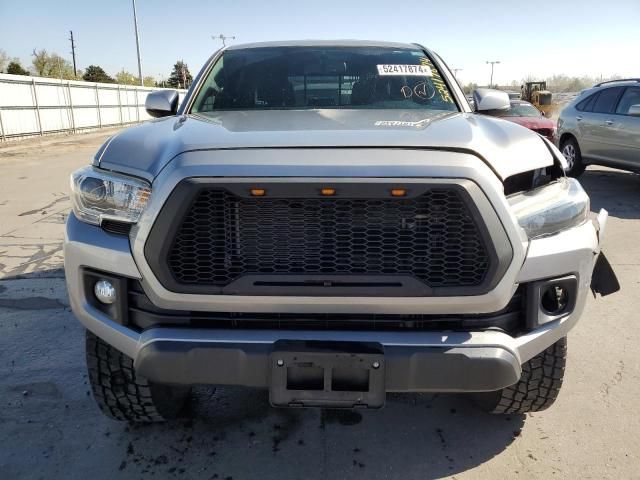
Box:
[64,40,618,422]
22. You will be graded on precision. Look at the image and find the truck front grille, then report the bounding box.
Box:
[158,185,491,293]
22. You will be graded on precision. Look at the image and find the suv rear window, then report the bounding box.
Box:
[190,46,458,113]
[576,93,598,112]
[592,87,623,113]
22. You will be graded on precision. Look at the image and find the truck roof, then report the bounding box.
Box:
[226,40,422,50]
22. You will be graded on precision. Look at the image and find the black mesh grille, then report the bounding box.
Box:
[166,188,490,288]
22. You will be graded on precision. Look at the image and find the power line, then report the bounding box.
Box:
[212,34,236,47]
[69,31,77,77]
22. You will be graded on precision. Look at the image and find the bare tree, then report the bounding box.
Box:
[31,48,48,76]
[0,49,8,72]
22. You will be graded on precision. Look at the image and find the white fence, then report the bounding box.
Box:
[0,73,186,141]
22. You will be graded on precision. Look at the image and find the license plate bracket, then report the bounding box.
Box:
[269,341,385,409]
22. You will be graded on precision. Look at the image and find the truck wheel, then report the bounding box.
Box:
[86,330,191,422]
[474,337,567,414]
[560,137,586,177]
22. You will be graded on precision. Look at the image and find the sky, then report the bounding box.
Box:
[1,0,639,85]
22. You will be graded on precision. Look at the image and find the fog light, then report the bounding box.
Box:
[94,279,117,304]
[526,275,577,329]
[541,284,569,315]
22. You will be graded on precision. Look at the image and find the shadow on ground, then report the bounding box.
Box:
[114,387,526,479]
[580,167,640,220]
[0,269,526,479]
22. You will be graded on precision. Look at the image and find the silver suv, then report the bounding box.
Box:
[64,41,618,422]
[557,79,640,176]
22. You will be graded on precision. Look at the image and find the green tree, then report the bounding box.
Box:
[7,60,29,75]
[167,60,192,89]
[31,49,76,79]
[47,53,75,79]
[115,69,139,85]
[83,65,115,83]
[143,75,156,87]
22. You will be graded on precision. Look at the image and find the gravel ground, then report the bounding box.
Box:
[0,131,638,480]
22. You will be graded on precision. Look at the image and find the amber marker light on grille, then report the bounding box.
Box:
[321,188,336,196]
[250,188,266,196]
[391,189,407,197]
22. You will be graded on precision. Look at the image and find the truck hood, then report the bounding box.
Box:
[96,109,554,182]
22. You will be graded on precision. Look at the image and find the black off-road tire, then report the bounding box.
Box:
[560,136,586,177]
[475,337,567,414]
[86,330,191,422]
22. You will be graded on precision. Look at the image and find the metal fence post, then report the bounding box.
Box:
[0,108,6,141]
[117,85,123,125]
[67,81,76,133]
[31,78,43,136]
[134,87,140,122]
[95,84,102,128]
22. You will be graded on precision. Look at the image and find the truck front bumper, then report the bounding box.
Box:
[64,201,609,393]
[134,329,521,393]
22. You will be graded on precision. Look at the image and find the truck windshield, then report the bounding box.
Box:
[190,46,458,113]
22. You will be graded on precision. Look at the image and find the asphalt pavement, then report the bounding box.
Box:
[0,131,638,479]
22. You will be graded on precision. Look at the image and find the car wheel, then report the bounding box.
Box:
[473,337,567,414]
[86,330,191,422]
[560,137,586,177]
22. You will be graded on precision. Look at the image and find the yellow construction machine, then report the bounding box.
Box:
[521,81,553,115]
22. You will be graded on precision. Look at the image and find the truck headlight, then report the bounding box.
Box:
[70,166,151,226]
[508,177,589,238]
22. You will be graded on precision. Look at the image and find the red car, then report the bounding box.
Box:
[490,100,556,141]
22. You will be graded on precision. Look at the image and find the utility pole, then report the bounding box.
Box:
[212,34,236,47]
[452,68,462,78]
[69,30,77,77]
[486,61,500,88]
[132,0,143,86]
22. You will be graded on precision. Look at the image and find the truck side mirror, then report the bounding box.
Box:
[145,90,179,118]
[473,88,510,112]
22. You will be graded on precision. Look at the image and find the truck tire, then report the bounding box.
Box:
[86,330,191,422]
[475,337,567,414]
[560,137,586,177]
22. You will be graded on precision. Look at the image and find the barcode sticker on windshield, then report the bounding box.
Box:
[377,64,432,76]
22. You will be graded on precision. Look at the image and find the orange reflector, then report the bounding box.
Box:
[391,189,407,197]
[321,188,336,196]
[250,188,266,196]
